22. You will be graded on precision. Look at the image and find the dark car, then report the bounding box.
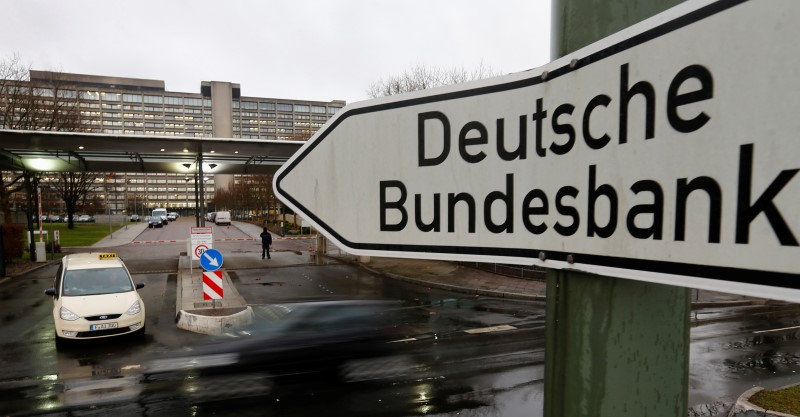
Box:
[148,216,164,228]
[147,300,408,381]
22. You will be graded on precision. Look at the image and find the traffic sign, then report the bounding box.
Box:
[190,226,213,261]
[275,0,800,302]
[200,248,223,272]
[202,271,224,300]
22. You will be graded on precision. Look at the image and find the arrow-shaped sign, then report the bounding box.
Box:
[275,0,800,303]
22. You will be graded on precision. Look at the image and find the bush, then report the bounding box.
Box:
[1,224,25,260]
[45,241,61,253]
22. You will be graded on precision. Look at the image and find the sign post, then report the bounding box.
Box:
[190,226,213,279]
[199,248,224,308]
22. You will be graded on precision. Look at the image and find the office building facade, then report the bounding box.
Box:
[13,70,344,216]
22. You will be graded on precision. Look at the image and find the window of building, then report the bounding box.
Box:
[34,88,53,97]
[101,92,121,102]
[259,102,275,111]
[260,112,275,118]
[184,97,202,106]
[232,101,240,109]
[328,107,341,114]
[164,96,183,106]
[294,104,310,113]
[144,95,163,104]
[123,94,142,103]
[277,113,293,119]
[276,103,293,112]
[58,90,77,99]
[311,105,326,113]
[312,115,327,121]
[80,91,100,100]
[296,114,310,120]
[102,103,122,110]
[241,101,257,110]
[277,121,293,127]
[204,99,211,107]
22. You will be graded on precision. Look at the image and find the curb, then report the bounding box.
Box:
[175,306,254,336]
[344,258,546,302]
[728,386,798,417]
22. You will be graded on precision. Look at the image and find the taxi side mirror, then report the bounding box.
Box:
[136,283,145,289]
[44,288,56,296]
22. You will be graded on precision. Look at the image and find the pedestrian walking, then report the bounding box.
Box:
[260,227,273,259]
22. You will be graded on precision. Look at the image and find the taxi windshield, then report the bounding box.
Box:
[62,267,133,296]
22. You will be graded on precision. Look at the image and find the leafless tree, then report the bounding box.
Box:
[366,62,501,98]
[41,172,99,229]
[213,174,276,218]
[0,55,86,239]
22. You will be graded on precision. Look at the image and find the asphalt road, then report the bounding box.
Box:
[0,219,798,416]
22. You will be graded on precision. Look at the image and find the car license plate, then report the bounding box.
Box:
[90,323,118,331]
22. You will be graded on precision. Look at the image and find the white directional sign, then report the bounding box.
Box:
[275,0,800,302]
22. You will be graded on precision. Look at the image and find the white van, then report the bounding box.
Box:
[214,211,231,225]
[152,208,168,226]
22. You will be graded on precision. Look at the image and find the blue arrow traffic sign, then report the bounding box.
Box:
[200,248,223,272]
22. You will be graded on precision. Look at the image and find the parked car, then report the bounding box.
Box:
[205,212,217,223]
[77,215,95,223]
[130,214,140,222]
[214,211,231,226]
[47,215,61,222]
[44,252,145,344]
[167,212,177,221]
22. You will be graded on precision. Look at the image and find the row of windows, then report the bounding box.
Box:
[230,112,316,121]
[233,101,341,115]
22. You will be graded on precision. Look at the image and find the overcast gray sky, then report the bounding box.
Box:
[1,0,551,105]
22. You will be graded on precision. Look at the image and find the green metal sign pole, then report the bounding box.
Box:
[545,1,689,416]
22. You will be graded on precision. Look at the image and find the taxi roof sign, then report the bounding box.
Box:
[98,253,117,259]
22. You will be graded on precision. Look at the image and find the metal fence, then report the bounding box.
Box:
[456,261,547,281]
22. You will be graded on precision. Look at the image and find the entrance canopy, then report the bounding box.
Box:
[0,129,303,174]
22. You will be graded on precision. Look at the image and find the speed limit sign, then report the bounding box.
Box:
[194,244,209,259]
[190,227,213,261]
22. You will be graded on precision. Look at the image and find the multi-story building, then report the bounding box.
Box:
[18,70,344,216]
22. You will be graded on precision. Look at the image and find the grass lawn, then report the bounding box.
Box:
[750,384,800,415]
[36,222,129,247]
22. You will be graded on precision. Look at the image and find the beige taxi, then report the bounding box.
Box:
[45,253,146,343]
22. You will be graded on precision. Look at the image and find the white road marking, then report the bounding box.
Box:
[464,324,517,334]
[753,325,800,334]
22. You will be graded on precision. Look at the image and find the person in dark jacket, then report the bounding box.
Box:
[260,227,273,259]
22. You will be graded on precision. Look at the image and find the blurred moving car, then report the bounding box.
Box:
[148,300,407,381]
[130,214,140,222]
[44,252,145,344]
